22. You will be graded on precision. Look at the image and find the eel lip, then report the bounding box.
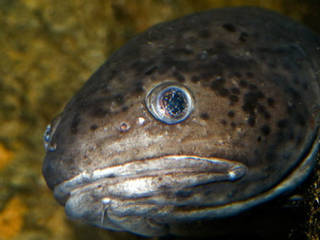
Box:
[54,155,248,203]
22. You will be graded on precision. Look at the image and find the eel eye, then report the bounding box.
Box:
[145,82,194,124]
[43,114,61,152]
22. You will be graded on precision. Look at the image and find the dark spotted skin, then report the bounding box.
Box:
[43,7,320,235]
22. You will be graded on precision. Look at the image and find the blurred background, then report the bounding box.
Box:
[0,0,319,239]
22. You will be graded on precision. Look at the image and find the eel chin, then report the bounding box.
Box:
[51,155,247,235]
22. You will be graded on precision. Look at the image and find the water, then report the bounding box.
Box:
[0,0,319,239]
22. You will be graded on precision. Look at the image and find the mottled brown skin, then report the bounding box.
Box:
[43,7,320,237]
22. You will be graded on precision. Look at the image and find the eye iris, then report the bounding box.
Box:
[160,89,187,119]
[145,82,194,124]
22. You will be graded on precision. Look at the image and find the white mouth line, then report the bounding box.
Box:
[54,155,247,201]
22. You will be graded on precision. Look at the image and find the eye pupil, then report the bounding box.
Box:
[161,89,187,118]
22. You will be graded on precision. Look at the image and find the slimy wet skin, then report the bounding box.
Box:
[42,7,320,237]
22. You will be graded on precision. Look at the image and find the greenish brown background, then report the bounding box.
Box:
[0,0,319,239]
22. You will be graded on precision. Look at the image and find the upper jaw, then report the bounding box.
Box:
[53,155,248,204]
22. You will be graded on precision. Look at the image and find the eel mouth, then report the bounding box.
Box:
[54,155,248,204]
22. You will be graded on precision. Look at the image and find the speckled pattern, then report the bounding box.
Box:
[42,7,320,238]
